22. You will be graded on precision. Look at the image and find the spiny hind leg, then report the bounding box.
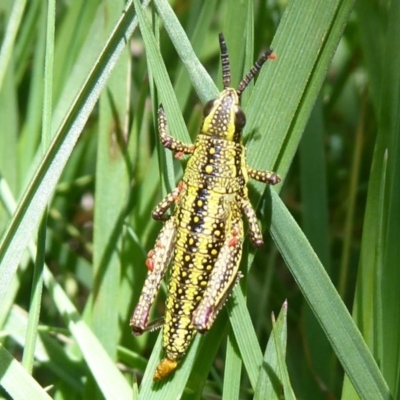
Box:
[248,166,281,185]
[158,106,195,157]
[152,181,185,220]
[192,217,244,333]
[130,218,177,335]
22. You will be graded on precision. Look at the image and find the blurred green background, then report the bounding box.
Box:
[0,0,398,399]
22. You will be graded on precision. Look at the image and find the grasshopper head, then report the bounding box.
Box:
[200,33,274,143]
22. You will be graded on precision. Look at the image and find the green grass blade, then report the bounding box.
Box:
[0,0,28,91]
[90,0,131,360]
[0,343,52,400]
[0,0,149,304]
[271,306,295,400]
[222,332,242,400]
[299,99,335,389]
[172,0,218,109]
[254,301,288,400]
[228,287,263,389]
[0,178,133,398]
[43,265,133,399]
[270,190,391,400]
[5,305,85,391]
[22,0,55,373]
[154,0,218,104]
[246,0,356,181]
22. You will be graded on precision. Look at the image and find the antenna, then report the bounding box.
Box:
[219,33,231,89]
[237,49,275,96]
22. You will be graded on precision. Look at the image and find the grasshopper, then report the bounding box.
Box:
[130,33,280,381]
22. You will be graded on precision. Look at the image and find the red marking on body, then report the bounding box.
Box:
[228,237,239,247]
[173,181,184,201]
[268,53,277,60]
[175,151,184,159]
[228,227,239,247]
[146,250,155,271]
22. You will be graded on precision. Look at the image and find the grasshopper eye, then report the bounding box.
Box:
[234,107,246,131]
[203,99,216,117]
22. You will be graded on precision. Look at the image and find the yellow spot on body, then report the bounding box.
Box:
[205,165,213,174]
[193,216,199,223]
[185,255,191,262]
[215,230,221,237]
[209,147,215,154]
[197,199,203,207]
[211,249,218,256]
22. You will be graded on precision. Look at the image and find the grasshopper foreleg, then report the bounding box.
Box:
[152,182,184,220]
[158,106,195,157]
[248,167,281,185]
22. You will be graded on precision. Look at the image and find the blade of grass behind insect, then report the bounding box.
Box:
[342,2,400,398]
[354,2,386,113]
[137,332,203,400]
[358,0,400,395]
[373,4,400,396]
[184,314,228,399]
[222,331,242,400]
[0,1,24,200]
[224,0,354,392]
[154,0,218,104]
[269,190,391,400]
[0,343,52,400]
[228,287,263,389]
[0,0,149,305]
[299,98,336,393]
[19,2,115,195]
[52,1,102,104]
[0,180,132,399]
[6,305,85,391]
[16,2,46,189]
[0,60,18,208]
[173,0,218,109]
[0,0,27,91]
[90,0,131,361]
[221,0,249,89]
[135,0,191,144]
[254,301,288,400]
[147,15,178,198]
[244,0,356,185]
[22,0,55,374]
[14,0,41,85]
[271,307,296,400]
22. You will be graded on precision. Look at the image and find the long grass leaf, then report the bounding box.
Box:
[0,0,150,304]
[270,190,391,400]
[0,343,52,400]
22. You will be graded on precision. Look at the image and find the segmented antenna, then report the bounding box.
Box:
[219,33,231,88]
[237,48,274,96]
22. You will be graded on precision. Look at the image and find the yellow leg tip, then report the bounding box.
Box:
[153,358,178,381]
